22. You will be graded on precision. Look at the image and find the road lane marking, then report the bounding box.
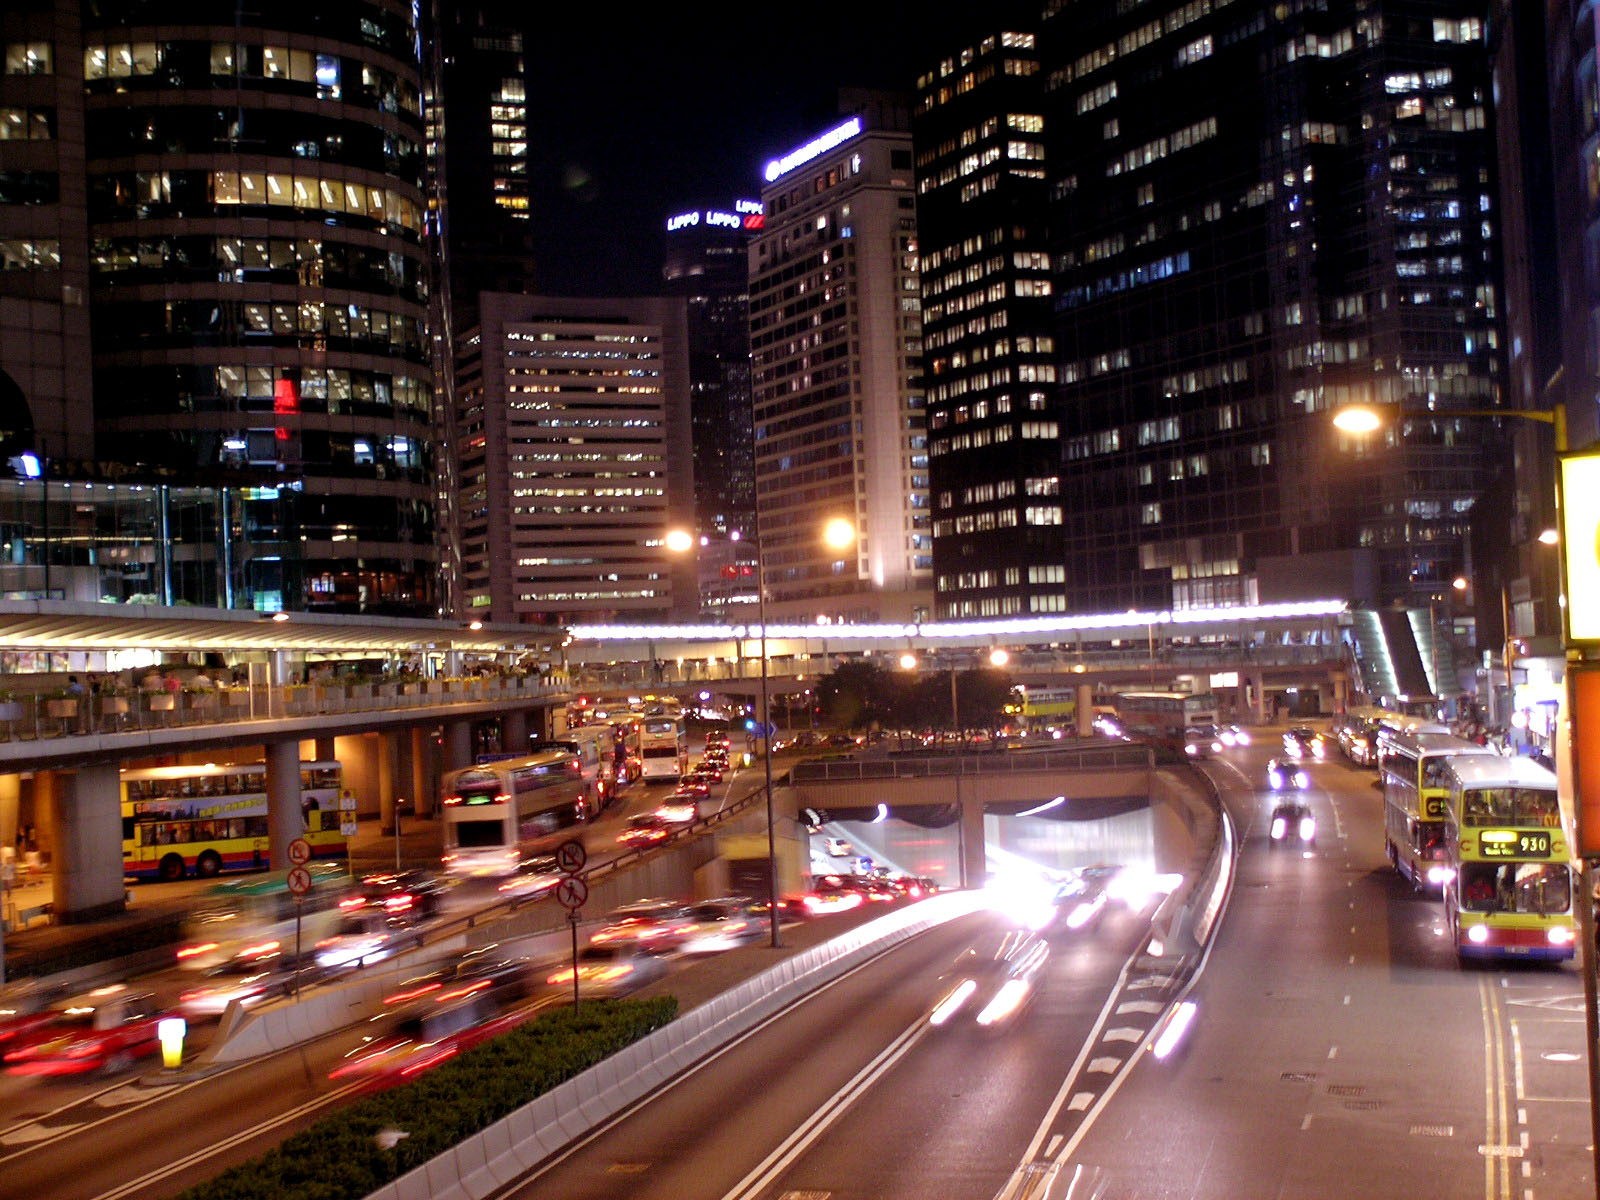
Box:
[1046,1135,1063,1155]
[86,1082,365,1200]
[1086,1058,1122,1074]
[717,1016,931,1200]
[1327,1046,1338,1060]
[1301,1114,1313,1130]
[1066,1094,1093,1113]
[1103,1027,1143,1043]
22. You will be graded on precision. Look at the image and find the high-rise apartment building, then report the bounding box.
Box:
[750,97,932,622]
[1041,3,1503,613]
[662,199,763,616]
[4,0,440,615]
[914,27,1061,620]
[453,293,694,624]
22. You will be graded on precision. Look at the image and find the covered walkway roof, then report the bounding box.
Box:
[0,600,564,655]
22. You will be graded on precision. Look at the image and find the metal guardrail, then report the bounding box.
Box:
[0,677,565,743]
[789,743,1151,782]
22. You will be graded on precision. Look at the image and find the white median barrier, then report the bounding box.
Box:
[367,890,989,1200]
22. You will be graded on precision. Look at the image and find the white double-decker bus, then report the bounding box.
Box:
[440,749,591,877]
[639,713,688,781]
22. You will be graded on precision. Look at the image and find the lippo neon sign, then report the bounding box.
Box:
[666,200,765,232]
[763,116,862,182]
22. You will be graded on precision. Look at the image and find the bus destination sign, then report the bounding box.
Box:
[1478,830,1552,859]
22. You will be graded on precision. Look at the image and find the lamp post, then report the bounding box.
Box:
[667,515,855,949]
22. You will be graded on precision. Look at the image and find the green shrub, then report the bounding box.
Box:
[176,996,677,1200]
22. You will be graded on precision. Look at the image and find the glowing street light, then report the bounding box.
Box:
[665,516,857,949]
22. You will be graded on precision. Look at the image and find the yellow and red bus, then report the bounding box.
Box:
[1440,754,1575,963]
[1377,728,1497,889]
[122,760,345,882]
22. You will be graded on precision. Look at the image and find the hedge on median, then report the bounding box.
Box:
[176,995,679,1200]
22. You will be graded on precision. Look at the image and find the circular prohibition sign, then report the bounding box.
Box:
[554,876,589,910]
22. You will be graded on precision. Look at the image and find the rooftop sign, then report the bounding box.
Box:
[763,117,862,183]
[665,201,765,233]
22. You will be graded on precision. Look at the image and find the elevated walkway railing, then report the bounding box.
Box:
[789,742,1151,782]
[0,676,566,744]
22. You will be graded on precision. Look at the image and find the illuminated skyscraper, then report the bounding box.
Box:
[453,293,695,624]
[1042,3,1503,613]
[750,97,933,622]
[914,27,1060,620]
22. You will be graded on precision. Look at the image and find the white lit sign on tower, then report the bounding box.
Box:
[762,117,863,182]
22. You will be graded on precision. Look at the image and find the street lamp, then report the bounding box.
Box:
[1331,400,1568,453]
[666,515,856,948]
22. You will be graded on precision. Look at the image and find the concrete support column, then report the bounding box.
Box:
[53,763,126,922]
[378,730,402,835]
[410,727,433,818]
[502,709,528,755]
[957,778,985,890]
[0,773,18,854]
[314,737,336,763]
[444,719,474,772]
[270,650,292,685]
[1330,671,1349,713]
[265,740,303,871]
[1075,684,1095,738]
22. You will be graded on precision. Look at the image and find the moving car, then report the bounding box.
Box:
[928,929,1050,1030]
[824,836,854,858]
[178,958,293,1020]
[356,870,453,920]
[1265,758,1310,791]
[1183,727,1223,758]
[1269,798,1317,847]
[331,993,528,1090]
[617,812,674,847]
[3,988,168,1076]
[546,943,667,997]
[497,855,562,898]
[1282,727,1324,760]
[590,899,695,950]
[681,898,762,953]
[381,946,536,1009]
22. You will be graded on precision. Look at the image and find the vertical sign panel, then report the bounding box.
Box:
[1559,451,1600,645]
[1570,665,1600,857]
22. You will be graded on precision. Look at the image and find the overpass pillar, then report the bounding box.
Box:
[52,763,125,921]
[1076,684,1094,737]
[502,708,528,754]
[444,719,474,772]
[1330,670,1349,713]
[0,772,18,856]
[1249,669,1268,723]
[957,779,986,889]
[378,729,403,835]
[265,740,303,871]
[314,737,336,763]
[410,727,434,818]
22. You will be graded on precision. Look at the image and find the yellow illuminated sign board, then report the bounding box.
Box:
[1560,451,1600,644]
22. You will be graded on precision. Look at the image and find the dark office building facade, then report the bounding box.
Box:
[1041,2,1504,613]
[661,202,761,543]
[914,27,1062,620]
[2,0,439,616]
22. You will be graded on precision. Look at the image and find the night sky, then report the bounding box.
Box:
[519,4,1031,295]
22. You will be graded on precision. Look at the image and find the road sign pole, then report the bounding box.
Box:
[568,910,580,1012]
[294,897,303,999]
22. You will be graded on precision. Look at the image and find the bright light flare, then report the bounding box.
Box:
[983,876,1057,931]
[1298,815,1316,842]
[1467,923,1490,944]
[1548,925,1574,946]
[1106,868,1182,909]
[663,529,694,554]
[1331,405,1383,434]
[976,978,1032,1026]
[1270,817,1287,841]
[1151,1001,1198,1060]
[823,517,857,551]
[930,979,977,1026]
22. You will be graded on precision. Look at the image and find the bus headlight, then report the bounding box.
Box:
[1466,923,1490,945]
[1185,744,1198,756]
[1548,926,1574,946]
[1425,866,1452,885]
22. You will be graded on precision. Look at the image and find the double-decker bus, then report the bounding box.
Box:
[640,712,689,781]
[1377,729,1496,889]
[531,723,617,812]
[1113,691,1218,758]
[440,749,592,877]
[1440,755,1575,963]
[122,760,345,882]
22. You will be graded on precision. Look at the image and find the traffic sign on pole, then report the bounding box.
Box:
[555,839,587,875]
[286,838,312,867]
[554,876,588,910]
[286,865,312,896]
